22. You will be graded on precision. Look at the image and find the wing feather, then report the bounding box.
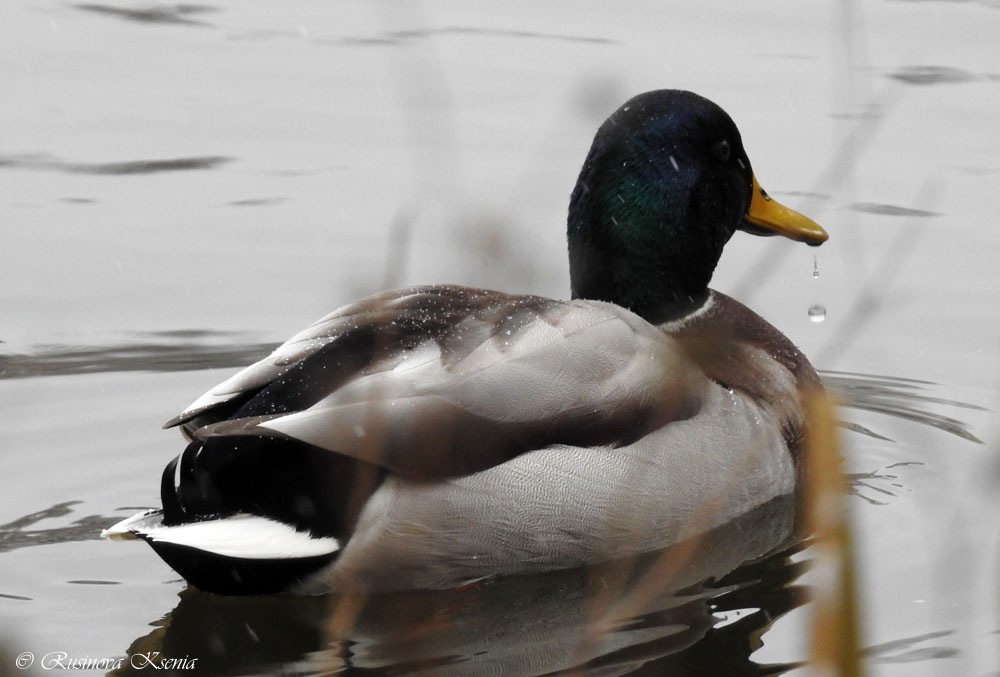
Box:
[167,285,708,478]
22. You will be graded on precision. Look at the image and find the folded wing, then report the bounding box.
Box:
[166,285,707,480]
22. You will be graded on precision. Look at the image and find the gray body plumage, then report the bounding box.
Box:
[107,285,811,592]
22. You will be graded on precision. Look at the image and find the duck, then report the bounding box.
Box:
[103,89,828,595]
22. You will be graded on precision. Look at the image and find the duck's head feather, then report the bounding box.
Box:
[568,90,824,321]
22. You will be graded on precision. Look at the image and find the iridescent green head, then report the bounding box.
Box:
[568,90,826,321]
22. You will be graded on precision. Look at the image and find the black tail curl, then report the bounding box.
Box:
[159,434,384,540]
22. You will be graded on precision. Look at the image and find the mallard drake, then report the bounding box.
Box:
[104,89,828,594]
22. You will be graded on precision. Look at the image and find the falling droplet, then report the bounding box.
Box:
[812,256,820,279]
[808,304,827,323]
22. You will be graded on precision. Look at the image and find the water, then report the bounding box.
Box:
[3,1,999,675]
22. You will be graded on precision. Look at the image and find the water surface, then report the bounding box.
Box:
[2,1,998,675]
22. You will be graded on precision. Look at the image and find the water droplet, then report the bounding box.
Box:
[808,304,827,323]
[812,256,820,279]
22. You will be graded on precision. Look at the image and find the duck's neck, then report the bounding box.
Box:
[567,155,732,323]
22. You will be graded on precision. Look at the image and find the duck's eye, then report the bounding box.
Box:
[712,139,731,162]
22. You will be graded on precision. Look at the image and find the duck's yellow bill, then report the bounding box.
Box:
[742,175,828,246]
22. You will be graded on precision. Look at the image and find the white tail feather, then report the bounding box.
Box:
[103,511,340,560]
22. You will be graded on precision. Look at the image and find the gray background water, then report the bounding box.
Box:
[2,1,998,674]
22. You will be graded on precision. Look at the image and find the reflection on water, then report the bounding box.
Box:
[115,591,331,676]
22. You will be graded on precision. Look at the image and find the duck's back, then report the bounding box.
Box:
[167,285,707,479]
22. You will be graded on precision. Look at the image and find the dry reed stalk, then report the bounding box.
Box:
[804,391,865,677]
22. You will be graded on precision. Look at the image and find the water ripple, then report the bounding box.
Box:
[310,25,619,47]
[822,370,985,443]
[0,153,232,175]
[850,202,941,217]
[74,3,218,27]
[888,65,982,85]
[0,501,109,554]
[0,332,274,380]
